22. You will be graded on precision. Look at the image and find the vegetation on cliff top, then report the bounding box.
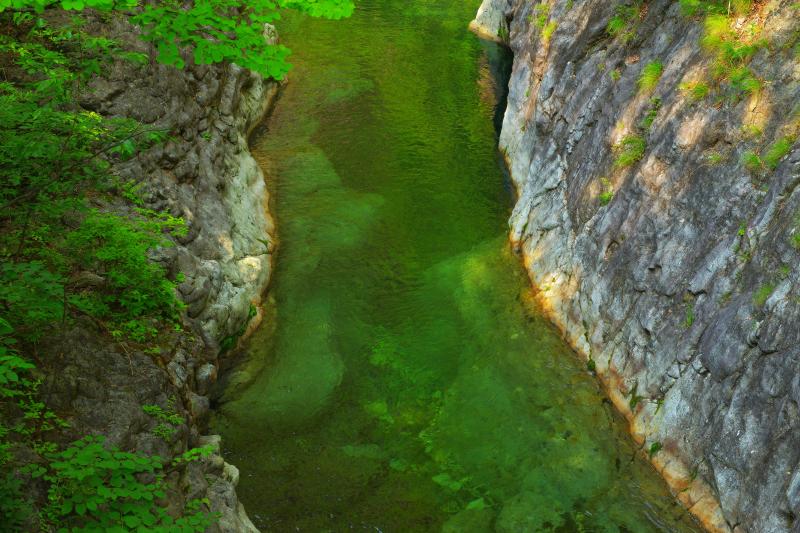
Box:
[0,0,351,529]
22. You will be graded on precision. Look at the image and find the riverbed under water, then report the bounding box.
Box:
[212,1,702,531]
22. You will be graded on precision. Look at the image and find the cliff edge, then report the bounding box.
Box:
[472,1,800,531]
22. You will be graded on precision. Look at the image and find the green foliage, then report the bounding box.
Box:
[679,80,710,101]
[0,262,64,336]
[628,383,643,410]
[0,0,354,79]
[598,177,614,205]
[65,210,185,341]
[640,97,661,129]
[530,0,556,43]
[741,123,764,139]
[753,283,775,307]
[532,2,549,28]
[684,302,695,328]
[741,150,763,172]
[763,136,796,170]
[679,0,752,16]
[700,13,765,100]
[35,435,215,531]
[431,472,467,492]
[0,14,185,342]
[648,441,663,458]
[142,401,183,441]
[704,150,725,165]
[614,135,647,168]
[678,1,766,102]
[542,20,558,44]
[637,61,663,93]
[607,2,643,42]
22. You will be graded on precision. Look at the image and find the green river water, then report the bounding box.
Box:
[212,1,702,531]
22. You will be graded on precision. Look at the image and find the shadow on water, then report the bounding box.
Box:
[481,40,514,139]
[211,1,703,531]
[479,38,516,202]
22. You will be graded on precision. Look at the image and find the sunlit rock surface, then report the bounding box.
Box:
[84,25,279,346]
[472,1,800,531]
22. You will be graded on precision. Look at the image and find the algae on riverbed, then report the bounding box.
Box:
[213,0,702,531]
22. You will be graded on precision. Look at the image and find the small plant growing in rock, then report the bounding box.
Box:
[684,302,695,328]
[763,135,796,170]
[542,20,558,43]
[607,1,643,41]
[533,3,550,28]
[143,400,184,441]
[702,13,765,99]
[497,25,510,41]
[628,383,643,410]
[614,135,647,168]
[598,177,615,205]
[679,80,710,101]
[741,150,763,172]
[704,150,725,165]
[648,441,663,458]
[640,97,661,130]
[753,284,775,307]
[638,61,664,94]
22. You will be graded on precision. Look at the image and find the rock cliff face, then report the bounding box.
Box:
[83,21,278,347]
[39,20,278,532]
[472,1,800,532]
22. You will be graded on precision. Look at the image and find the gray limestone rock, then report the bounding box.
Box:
[475,0,800,530]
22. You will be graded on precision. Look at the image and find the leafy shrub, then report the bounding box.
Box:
[614,135,647,168]
[142,401,184,441]
[0,0,354,79]
[65,210,186,341]
[35,435,214,531]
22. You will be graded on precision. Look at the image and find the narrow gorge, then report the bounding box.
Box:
[1,0,797,532]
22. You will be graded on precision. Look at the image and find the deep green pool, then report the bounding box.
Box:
[212,1,702,531]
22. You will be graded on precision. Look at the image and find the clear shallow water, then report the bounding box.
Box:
[212,1,702,531]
